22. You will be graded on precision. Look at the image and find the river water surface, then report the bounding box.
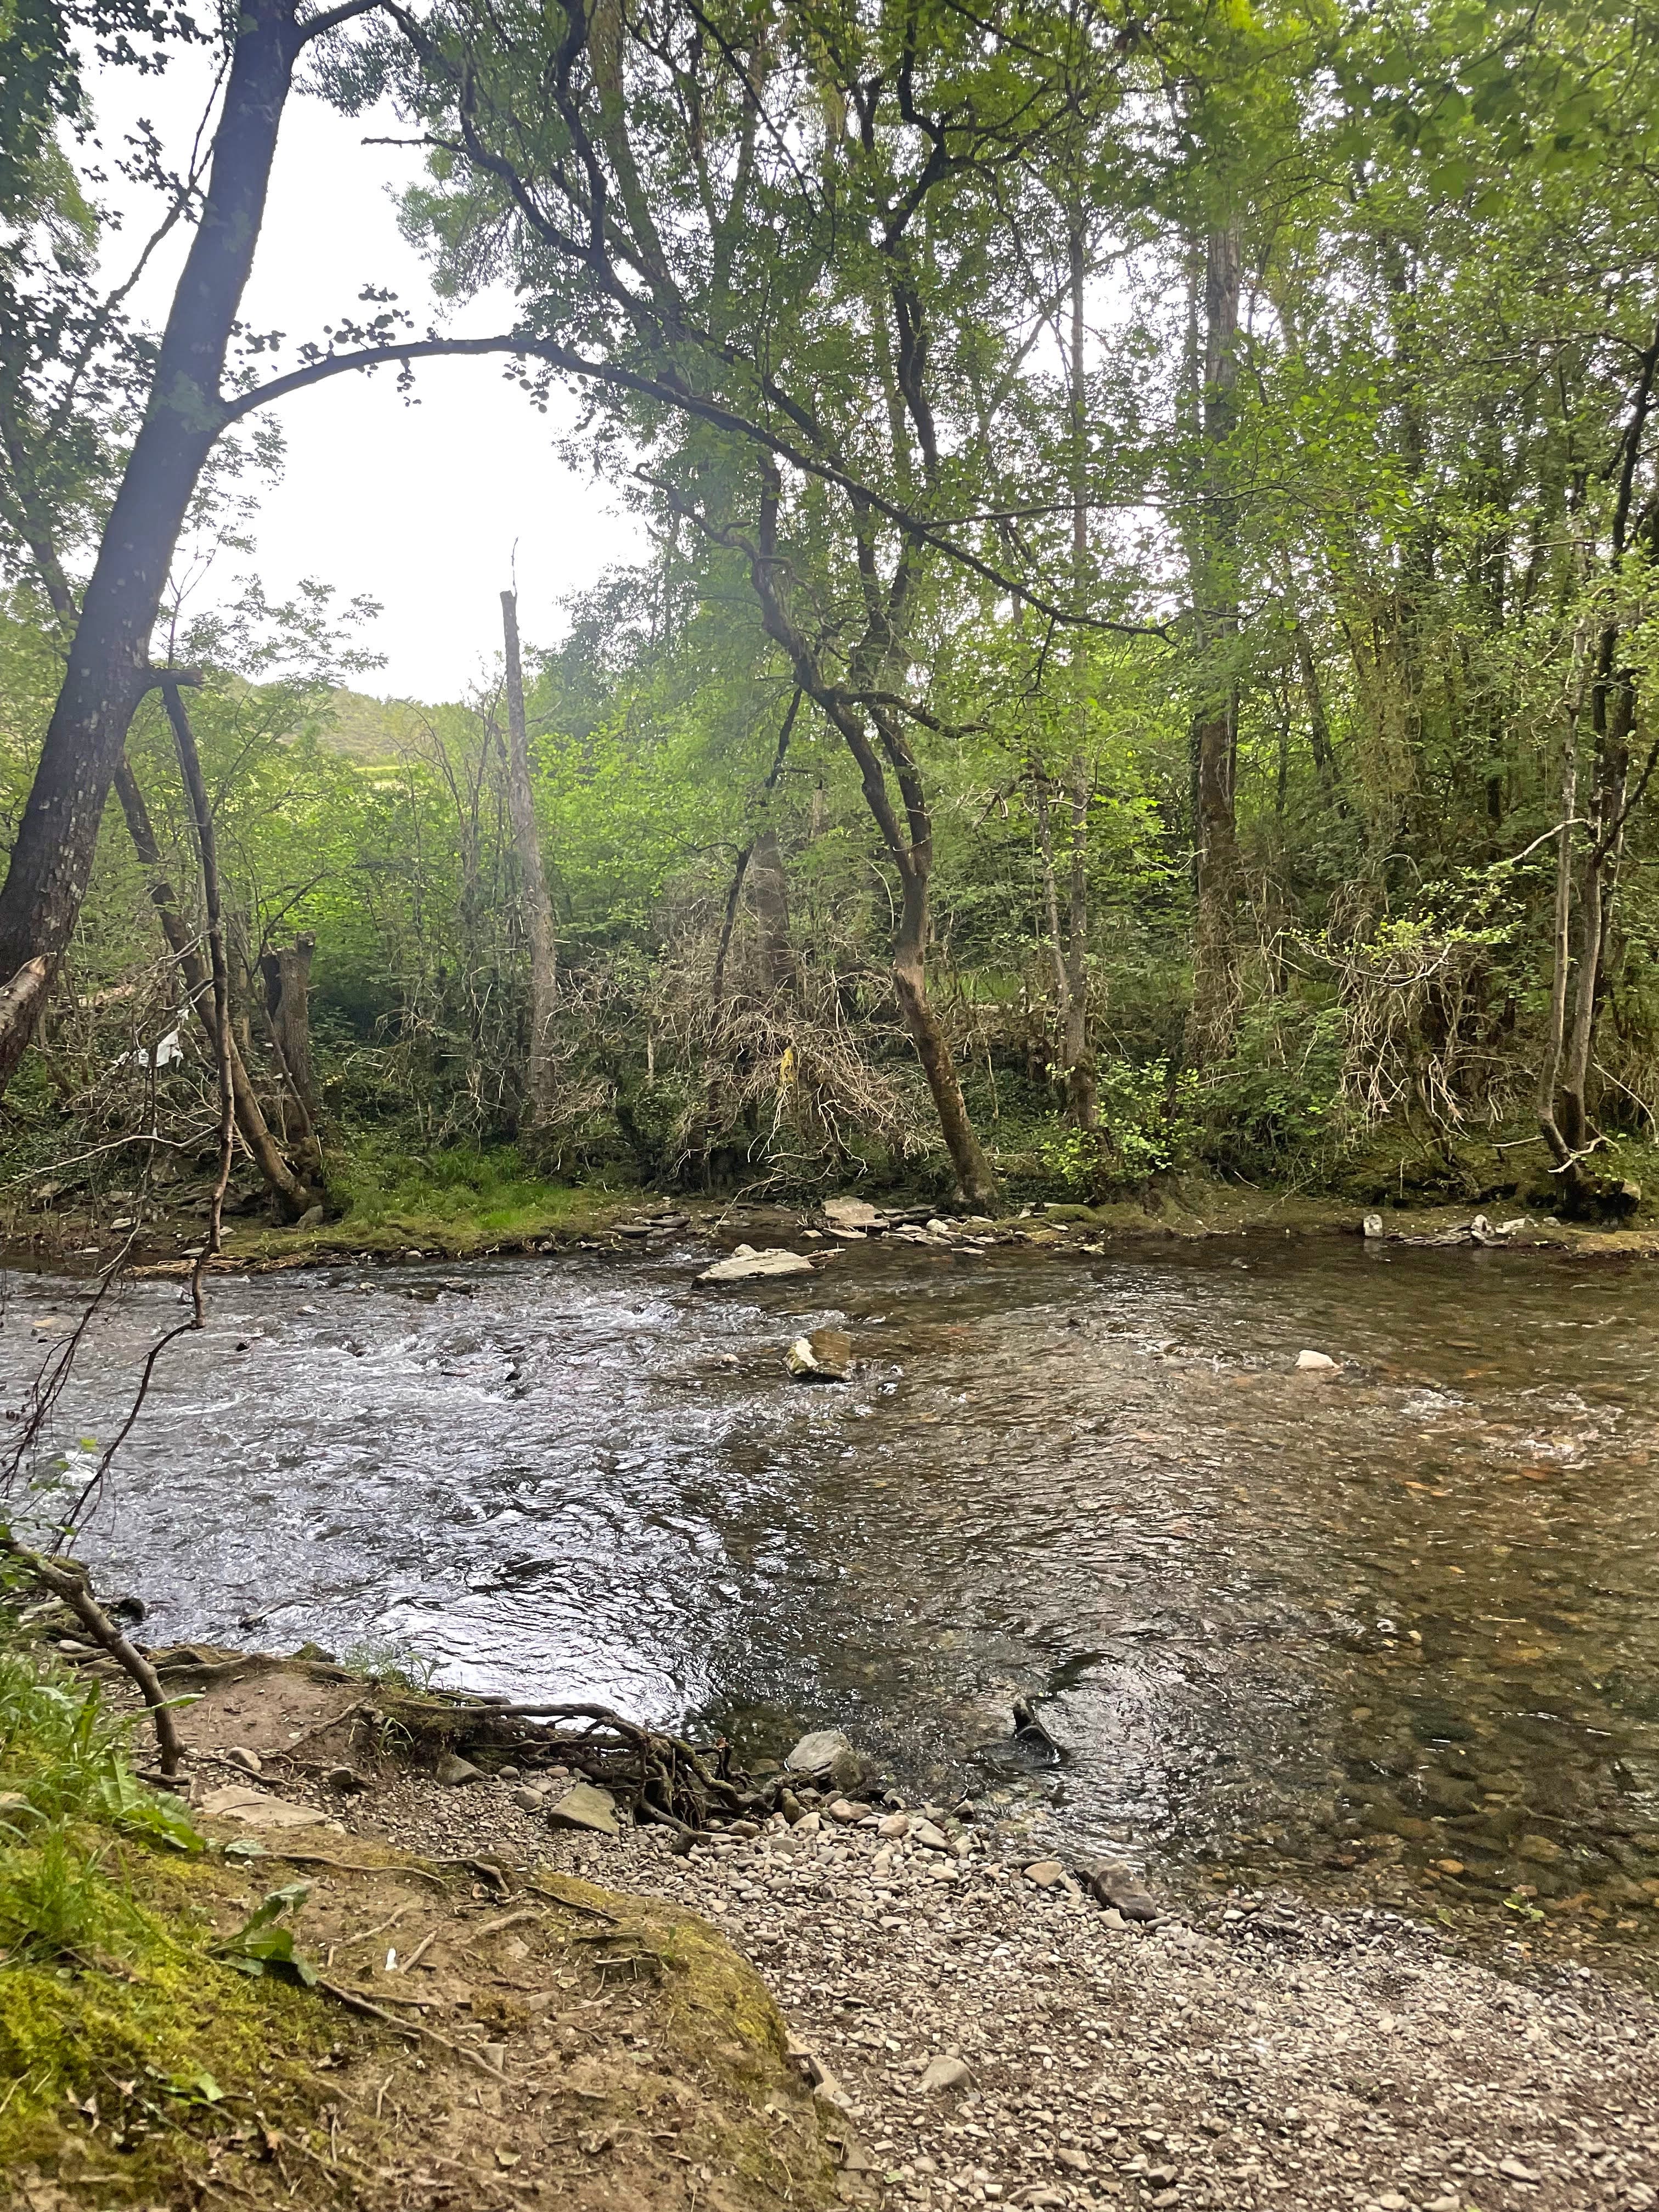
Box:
[8,1232,1659,1947]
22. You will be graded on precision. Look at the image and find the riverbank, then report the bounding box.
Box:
[10,1165,1659,1278]
[0,1635,842,2212]
[152,1647,1659,2212]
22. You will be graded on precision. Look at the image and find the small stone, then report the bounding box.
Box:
[497,1764,521,1782]
[1517,1834,1564,1863]
[510,1785,551,1814]
[325,1765,366,1793]
[1498,2157,1539,2185]
[1054,2149,1090,2174]
[877,1812,911,1839]
[546,1781,619,1834]
[1146,2168,1178,2189]
[296,1203,325,1231]
[909,1819,950,1853]
[792,1810,822,1835]
[1024,1859,1065,1889]
[1296,1347,1339,1372]
[786,1727,852,1775]
[435,1751,485,1787]
[918,2055,972,2094]
[224,1745,263,1776]
[786,1327,853,1381]
[1375,2196,1409,2211]
[827,1798,865,1824]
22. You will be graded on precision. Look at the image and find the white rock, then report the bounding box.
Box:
[1296,1348,1339,1372]
[697,1247,816,1284]
[919,2054,973,2094]
[785,1728,851,1774]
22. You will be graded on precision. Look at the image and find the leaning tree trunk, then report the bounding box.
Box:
[0,0,303,1091]
[500,588,559,1134]
[1184,221,1244,1071]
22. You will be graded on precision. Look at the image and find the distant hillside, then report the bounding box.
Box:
[312,689,427,764]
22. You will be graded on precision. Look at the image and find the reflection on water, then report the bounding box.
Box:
[6,1233,1659,1945]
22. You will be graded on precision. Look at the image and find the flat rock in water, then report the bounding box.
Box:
[785,1726,852,1775]
[198,1784,330,1831]
[1295,1347,1339,1373]
[697,1247,816,1284]
[546,1781,619,1835]
[822,1197,884,1231]
[785,1327,853,1381]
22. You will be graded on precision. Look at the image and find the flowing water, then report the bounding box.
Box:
[7,1231,1659,1948]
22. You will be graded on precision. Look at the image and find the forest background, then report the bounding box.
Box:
[3,0,1657,1242]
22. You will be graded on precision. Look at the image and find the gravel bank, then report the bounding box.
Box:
[345,1769,1659,2212]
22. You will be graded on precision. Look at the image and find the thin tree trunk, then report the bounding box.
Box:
[500,588,559,1132]
[1184,221,1244,1070]
[1032,772,1070,1028]
[0,0,304,1090]
[1064,214,1098,1126]
[161,682,236,1290]
[1538,616,1591,1180]
[1064,759,1096,1125]
[114,754,313,1218]
[259,934,323,1175]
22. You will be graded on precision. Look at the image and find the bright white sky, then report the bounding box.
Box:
[84,48,644,702]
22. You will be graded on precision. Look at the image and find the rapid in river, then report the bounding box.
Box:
[7,1229,1658,1951]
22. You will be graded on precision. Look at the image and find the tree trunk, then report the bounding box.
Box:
[1184,221,1244,1070]
[891,868,998,1208]
[747,827,798,996]
[260,934,320,1149]
[1063,759,1096,1125]
[1064,215,1098,1127]
[500,588,559,1131]
[114,754,313,1218]
[0,0,302,1091]
[744,478,997,1205]
[161,681,238,1278]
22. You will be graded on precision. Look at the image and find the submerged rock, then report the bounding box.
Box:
[1296,1347,1340,1373]
[786,1327,853,1381]
[697,1246,817,1284]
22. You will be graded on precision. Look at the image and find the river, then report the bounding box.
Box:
[7,1229,1658,1950]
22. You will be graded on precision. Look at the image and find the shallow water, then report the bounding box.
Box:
[6,1232,1659,1942]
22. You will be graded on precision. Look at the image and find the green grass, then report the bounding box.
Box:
[251,1139,644,1257]
[0,1635,338,2187]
